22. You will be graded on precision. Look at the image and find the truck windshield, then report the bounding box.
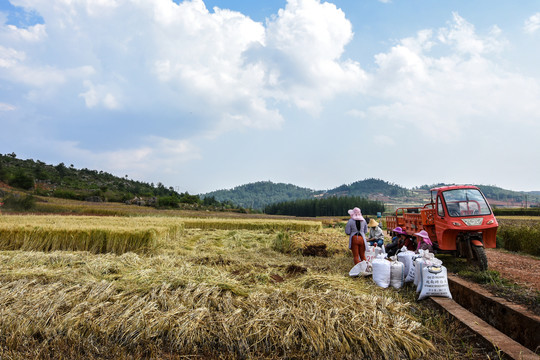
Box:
[442,189,491,217]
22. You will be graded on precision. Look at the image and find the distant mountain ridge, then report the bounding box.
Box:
[2,153,537,211]
[203,179,540,210]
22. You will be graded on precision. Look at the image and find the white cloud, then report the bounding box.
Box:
[437,13,504,55]
[373,135,395,146]
[366,13,540,142]
[5,0,364,131]
[0,45,25,67]
[79,81,121,109]
[0,102,16,111]
[1,0,366,153]
[524,12,540,34]
[32,135,202,185]
[245,0,367,114]
[346,109,366,118]
[99,136,202,179]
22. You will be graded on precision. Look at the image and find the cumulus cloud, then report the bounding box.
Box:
[244,0,366,113]
[366,12,540,142]
[524,13,540,34]
[2,0,363,130]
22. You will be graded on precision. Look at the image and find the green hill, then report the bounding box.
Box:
[0,153,211,210]
[326,178,410,198]
[202,181,322,210]
[202,178,410,210]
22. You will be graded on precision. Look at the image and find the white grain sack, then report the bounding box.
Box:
[397,249,415,281]
[417,265,452,300]
[372,254,391,288]
[389,257,405,289]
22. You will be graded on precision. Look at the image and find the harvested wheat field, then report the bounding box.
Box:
[0,215,494,359]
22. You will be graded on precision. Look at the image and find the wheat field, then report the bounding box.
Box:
[0,214,485,359]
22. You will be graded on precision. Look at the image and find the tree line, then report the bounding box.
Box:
[264,196,385,217]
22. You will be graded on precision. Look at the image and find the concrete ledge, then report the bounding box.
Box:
[430,296,539,360]
[447,274,540,351]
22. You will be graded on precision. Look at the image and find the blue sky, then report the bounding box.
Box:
[1,0,540,194]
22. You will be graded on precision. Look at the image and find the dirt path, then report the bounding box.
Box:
[486,249,540,292]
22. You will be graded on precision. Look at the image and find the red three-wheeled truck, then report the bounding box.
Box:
[386,185,498,270]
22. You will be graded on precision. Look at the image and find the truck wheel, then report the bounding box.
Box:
[472,245,488,271]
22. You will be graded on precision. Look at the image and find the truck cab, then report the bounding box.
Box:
[432,186,497,263]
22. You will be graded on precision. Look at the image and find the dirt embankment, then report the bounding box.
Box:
[486,249,540,292]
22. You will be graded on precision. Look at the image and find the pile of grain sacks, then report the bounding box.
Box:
[351,246,452,300]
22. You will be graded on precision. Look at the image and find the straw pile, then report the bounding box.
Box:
[0,279,433,359]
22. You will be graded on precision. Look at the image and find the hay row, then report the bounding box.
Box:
[0,215,322,232]
[0,215,182,228]
[0,215,321,255]
[0,224,176,254]
[180,217,322,232]
[0,216,183,254]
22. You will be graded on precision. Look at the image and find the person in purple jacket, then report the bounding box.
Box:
[345,207,368,264]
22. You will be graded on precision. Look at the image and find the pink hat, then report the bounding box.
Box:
[414,230,433,245]
[348,207,365,221]
[414,230,429,238]
[392,227,406,235]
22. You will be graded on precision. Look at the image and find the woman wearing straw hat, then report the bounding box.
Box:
[414,230,434,253]
[367,218,385,247]
[345,207,368,264]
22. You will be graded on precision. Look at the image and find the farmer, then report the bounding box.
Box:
[414,230,434,253]
[367,219,385,248]
[345,207,368,264]
[385,226,407,256]
[402,234,417,251]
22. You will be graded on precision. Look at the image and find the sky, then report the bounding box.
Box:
[1,0,540,195]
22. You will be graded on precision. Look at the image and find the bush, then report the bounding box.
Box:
[53,189,84,200]
[494,208,540,216]
[157,196,179,208]
[2,194,36,211]
[179,193,200,204]
[9,171,35,190]
[498,222,540,257]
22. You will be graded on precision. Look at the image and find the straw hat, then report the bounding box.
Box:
[347,207,365,221]
[368,219,379,228]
